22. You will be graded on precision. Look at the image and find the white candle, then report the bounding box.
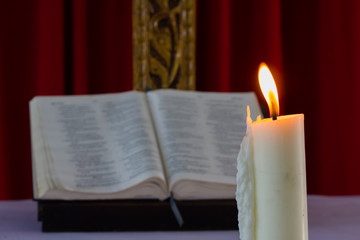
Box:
[252,114,308,240]
[236,63,308,240]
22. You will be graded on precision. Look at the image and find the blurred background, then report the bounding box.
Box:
[0,0,359,199]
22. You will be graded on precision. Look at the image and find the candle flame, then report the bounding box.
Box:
[258,62,279,118]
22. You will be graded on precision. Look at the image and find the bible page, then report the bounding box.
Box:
[147,89,261,199]
[34,91,167,199]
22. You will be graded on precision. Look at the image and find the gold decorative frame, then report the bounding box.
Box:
[132,0,196,91]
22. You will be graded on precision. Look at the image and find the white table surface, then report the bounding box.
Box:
[0,195,359,240]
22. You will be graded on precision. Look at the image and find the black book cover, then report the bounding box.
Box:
[37,199,237,232]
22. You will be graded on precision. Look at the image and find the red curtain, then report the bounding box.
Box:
[0,0,359,199]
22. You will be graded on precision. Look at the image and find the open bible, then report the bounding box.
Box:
[30,89,261,202]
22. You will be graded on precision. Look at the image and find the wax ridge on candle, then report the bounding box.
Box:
[236,106,255,240]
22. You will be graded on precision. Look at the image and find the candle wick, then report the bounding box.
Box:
[272,114,277,121]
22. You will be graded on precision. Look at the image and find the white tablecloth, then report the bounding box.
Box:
[0,195,359,240]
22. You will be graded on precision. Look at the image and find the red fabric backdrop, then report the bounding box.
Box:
[0,0,359,199]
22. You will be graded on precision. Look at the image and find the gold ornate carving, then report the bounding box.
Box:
[133,0,196,91]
